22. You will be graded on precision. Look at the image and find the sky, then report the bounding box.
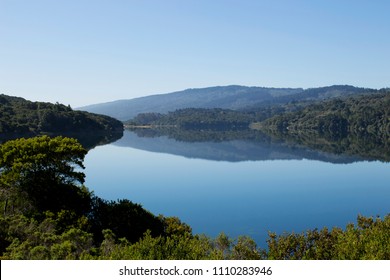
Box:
[1,0,390,107]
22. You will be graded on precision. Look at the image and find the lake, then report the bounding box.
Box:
[84,129,390,246]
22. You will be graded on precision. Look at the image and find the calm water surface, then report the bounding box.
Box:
[84,130,390,245]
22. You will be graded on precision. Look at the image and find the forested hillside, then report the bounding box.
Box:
[0,94,123,135]
[80,85,374,121]
[126,103,320,129]
[127,108,256,129]
[126,88,385,131]
[258,90,390,140]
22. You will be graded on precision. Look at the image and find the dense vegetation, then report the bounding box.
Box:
[258,90,390,138]
[126,88,384,130]
[253,90,390,161]
[126,104,312,129]
[127,108,256,129]
[1,136,389,259]
[0,94,123,135]
[0,136,165,258]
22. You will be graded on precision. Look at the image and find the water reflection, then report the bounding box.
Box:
[114,128,368,163]
[0,130,123,150]
[81,128,390,246]
[84,132,390,246]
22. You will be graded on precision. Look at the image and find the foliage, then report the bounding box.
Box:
[1,212,94,260]
[96,226,265,260]
[127,108,257,129]
[0,94,123,135]
[88,197,165,244]
[93,214,390,260]
[98,231,213,260]
[266,215,390,260]
[260,90,390,140]
[334,215,390,259]
[2,210,389,260]
[0,136,91,217]
[267,228,341,260]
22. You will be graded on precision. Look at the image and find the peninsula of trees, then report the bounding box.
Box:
[0,94,123,135]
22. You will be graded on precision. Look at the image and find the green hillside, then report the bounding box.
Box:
[80,85,373,121]
[0,94,123,135]
[257,90,390,140]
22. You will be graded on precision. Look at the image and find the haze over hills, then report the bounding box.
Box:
[78,85,375,121]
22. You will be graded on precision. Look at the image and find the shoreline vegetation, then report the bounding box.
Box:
[1,90,389,259]
[0,94,124,149]
[0,136,389,260]
[0,94,123,135]
[124,124,177,129]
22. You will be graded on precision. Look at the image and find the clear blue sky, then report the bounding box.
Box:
[1,0,390,107]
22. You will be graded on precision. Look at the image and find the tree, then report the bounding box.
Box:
[0,136,90,216]
[88,198,165,244]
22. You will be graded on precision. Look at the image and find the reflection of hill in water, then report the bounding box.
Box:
[113,129,362,163]
[0,130,123,151]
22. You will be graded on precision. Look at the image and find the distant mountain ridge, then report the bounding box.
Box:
[79,85,375,121]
